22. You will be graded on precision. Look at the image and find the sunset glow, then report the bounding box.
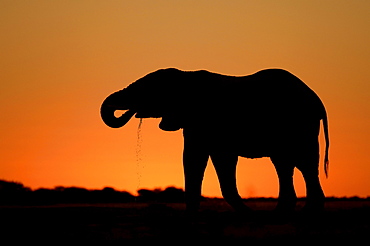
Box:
[1,1,369,198]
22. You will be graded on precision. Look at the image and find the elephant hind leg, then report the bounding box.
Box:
[271,157,297,213]
[295,138,325,212]
[296,160,325,212]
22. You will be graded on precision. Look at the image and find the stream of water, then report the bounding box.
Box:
[136,118,143,192]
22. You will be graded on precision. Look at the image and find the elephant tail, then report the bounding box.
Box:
[322,109,330,178]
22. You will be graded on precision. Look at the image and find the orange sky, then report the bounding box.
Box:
[1,1,369,198]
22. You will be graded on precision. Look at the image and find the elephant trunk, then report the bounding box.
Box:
[100,93,136,128]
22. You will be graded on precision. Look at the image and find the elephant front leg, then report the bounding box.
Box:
[211,152,251,213]
[183,141,209,215]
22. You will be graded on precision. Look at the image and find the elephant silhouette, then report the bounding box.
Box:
[101,68,329,214]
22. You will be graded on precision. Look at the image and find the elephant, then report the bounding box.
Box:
[101,68,329,214]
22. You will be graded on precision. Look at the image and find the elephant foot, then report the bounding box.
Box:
[234,203,253,213]
[269,200,295,223]
[185,207,200,223]
[302,200,325,214]
[274,198,297,214]
[235,206,255,222]
[226,199,254,217]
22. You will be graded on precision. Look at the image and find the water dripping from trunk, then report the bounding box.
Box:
[136,118,144,194]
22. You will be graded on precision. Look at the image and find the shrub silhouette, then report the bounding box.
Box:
[0,180,134,205]
[137,187,185,202]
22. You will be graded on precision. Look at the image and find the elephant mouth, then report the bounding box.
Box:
[134,111,181,131]
[135,111,161,119]
[114,109,130,117]
[111,106,160,119]
[112,110,148,119]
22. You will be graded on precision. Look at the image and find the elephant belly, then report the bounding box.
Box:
[237,138,271,159]
[238,148,270,159]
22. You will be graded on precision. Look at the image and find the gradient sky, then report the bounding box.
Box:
[1,0,369,198]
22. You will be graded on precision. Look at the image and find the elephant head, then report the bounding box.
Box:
[100,68,186,131]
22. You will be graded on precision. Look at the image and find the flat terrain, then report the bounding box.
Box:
[1,200,369,243]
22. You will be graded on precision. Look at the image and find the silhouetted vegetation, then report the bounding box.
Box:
[0,180,136,205]
[0,180,187,205]
[137,186,187,203]
[1,180,369,206]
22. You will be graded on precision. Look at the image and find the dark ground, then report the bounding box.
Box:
[1,199,370,244]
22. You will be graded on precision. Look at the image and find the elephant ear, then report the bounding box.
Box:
[159,114,182,131]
